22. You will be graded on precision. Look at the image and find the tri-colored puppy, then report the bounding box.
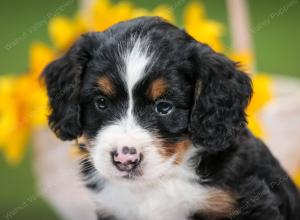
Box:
[42,17,300,220]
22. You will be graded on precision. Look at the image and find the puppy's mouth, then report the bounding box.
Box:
[110,153,144,179]
[122,168,143,179]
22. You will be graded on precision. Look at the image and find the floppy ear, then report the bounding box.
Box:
[189,45,253,153]
[42,33,97,140]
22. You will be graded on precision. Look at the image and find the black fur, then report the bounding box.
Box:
[42,33,100,140]
[97,215,118,220]
[189,46,253,153]
[80,158,105,192]
[42,16,300,220]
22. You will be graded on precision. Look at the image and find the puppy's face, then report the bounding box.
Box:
[80,36,194,180]
[43,17,252,181]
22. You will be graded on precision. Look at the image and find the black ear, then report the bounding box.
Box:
[189,45,253,153]
[42,33,97,140]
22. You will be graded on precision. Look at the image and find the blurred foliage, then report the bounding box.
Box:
[0,148,59,220]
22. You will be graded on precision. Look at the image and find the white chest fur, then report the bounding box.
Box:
[94,170,217,220]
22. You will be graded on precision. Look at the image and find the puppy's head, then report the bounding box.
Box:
[42,17,252,181]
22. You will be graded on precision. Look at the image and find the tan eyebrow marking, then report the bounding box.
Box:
[97,75,116,96]
[147,78,168,100]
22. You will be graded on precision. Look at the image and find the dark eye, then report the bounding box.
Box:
[94,96,108,111]
[155,100,174,115]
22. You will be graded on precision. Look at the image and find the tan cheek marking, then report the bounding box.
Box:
[159,139,191,164]
[71,135,91,158]
[97,76,115,96]
[199,188,238,219]
[77,135,89,148]
[147,78,168,100]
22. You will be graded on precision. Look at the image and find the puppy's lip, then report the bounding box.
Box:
[121,167,143,178]
[122,174,136,180]
[116,165,143,179]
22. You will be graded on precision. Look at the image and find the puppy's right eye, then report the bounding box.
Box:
[94,96,108,111]
[155,100,174,116]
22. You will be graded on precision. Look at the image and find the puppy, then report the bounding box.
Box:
[42,17,300,220]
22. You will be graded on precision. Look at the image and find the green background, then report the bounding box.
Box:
[0,0,299,219]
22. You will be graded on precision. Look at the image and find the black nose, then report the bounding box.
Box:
[111,146,142,172]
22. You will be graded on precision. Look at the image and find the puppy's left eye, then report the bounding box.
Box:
[94,96,108,111]
[155,100,174,115]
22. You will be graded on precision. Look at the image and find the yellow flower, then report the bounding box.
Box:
[0,76,30,165]
[0,42,52,164]
[90,0,174,32]
[0,74,48,165]
[3,127,28,165]
[247,74,272,114]
[132,8,150,18]
[16,75,48,128]
[29,42,56,77]
[183,1,224,52]
[151,5,175,23]
[247,115,264,137]
[183,1,205,23]
[28,42,53,126]
[230,51,271,138]
[49,16,85,51]
[247,74,272,137]
[0,77,19,147]
[293,171,300,188]
[230,50,254,73]
[132,5,175,23]
[91,0,134,31]
[112,2,135,24]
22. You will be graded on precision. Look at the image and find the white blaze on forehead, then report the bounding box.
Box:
[124,38,151,92]
[123,37,152,119]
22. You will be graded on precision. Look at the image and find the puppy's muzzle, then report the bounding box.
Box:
[111,146,143,172]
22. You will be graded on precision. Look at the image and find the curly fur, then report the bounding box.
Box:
[42,33,98,140]
[190,45,253,153]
